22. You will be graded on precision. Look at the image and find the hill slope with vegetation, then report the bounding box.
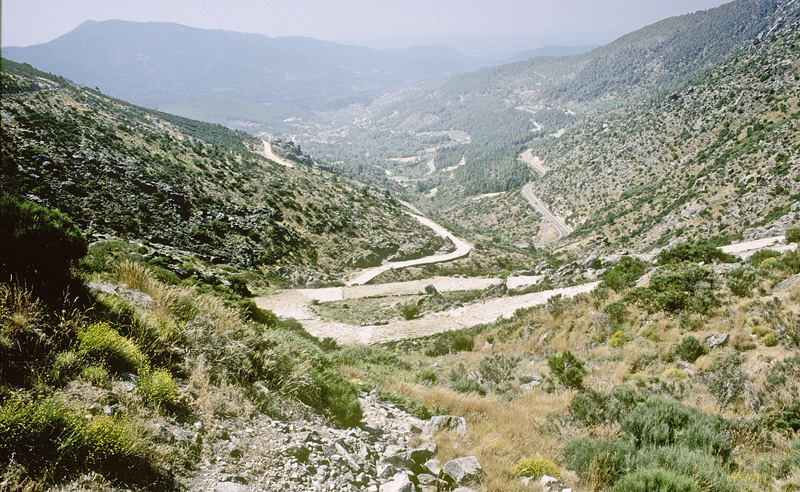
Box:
[1,58,453,287]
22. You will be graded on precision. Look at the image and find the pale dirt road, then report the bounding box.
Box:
[260,140,295,168]
[519,149,549,175]
[345,213,472,286]
[257,280,600,345]
[720,235,797,259]
[522,183,572,246]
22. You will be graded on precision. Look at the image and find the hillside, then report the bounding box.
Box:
[0,58,454,287]
[1,20,480,112]
[286,0,799,253]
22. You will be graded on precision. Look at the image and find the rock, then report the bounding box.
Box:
[215,483,250,492]
[409,442,437,464]
[453,488,478,492]
[538,331,550,345]
[424,458,441,476]
[380,472,415,492]
[381,444,410,467]
[540,475,564,492]
[422,415,467,439]
[441,456,482,486]
[424,284,439,296]
[704,333,729,350]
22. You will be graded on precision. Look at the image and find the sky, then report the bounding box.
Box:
[2,0,732,57]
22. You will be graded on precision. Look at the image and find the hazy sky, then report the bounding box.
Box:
[3,0,731,56]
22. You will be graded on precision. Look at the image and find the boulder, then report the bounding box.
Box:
[441,456,482,486]
[540,475,564,492]
[380,472,415,492]
[704,333,729,350]
[422,415,467,439]
[409,442,437,464]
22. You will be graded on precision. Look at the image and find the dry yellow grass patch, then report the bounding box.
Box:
[386,381,572,491]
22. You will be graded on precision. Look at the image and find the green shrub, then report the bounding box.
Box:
[310,369,363,427]
[749,249,782,268]
[609,468,700,492]
[77,322,148,373]
[658,240,735,265]
[631,445,735,492]
[610,330,628,347]
[570,389,617,427]
[725,266,759,297]
[671,336,706,363]
[702,351,747,410]
[478,354,520,385]
[137,368,179,407]
[602,256,647,292]
[562,437,634,487]
[621,395,731,461]
[0,195,87,299]
[604,300,628,324]
[51,350,82,384]
[787,227,800,244]
[649,264,718,314]
[81,365,110,387]
[397,302,421,320]
[452,378,487,396]
[548,350,586,390]
[0,396,145,479]
[514,456,560,479]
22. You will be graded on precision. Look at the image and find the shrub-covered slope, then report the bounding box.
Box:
[0,59,452,285]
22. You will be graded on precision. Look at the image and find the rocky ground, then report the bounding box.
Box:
[173,391,492,492]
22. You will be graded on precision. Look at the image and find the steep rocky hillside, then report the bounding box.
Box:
[0,59,453,286]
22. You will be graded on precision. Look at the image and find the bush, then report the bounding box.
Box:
[0,395,146,480]
[671,336,706,363]
[609,468,700,492]
[787,227,800,244]
[0,195,87,299]
[397,302,420,320]
[562,438,634,487]
[570,389,617,427]
[621,395,731,461]
[725,265,759,297]
[610,330,627,347]
[548,350,586,390]
[602,256,647,292]
[452,378,487,396]
[478,354,520,385]
[658,240,735,265]
[649,264,718,314]
[702,352,747,410]
[137,368,179,407]
[604,300,628,324]
[514,456,560,479]
[748,249,782,268]
[77,322,148,373]
[310,369,363,427]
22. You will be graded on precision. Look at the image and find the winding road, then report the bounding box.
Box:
[522,183,572,246]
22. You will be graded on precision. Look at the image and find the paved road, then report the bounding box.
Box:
[522,183,572,246]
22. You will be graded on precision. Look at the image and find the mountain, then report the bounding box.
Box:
[2,20,481,111]
[287,0,799,253]
[500,44,599,64]
[0,58,453,286]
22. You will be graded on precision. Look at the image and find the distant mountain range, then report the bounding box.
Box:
[2,20,483,110]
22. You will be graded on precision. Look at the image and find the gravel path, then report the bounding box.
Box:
[261,140,295,167]
[256,281,599,345]
[720,235,797,258]
[345,213,472,286]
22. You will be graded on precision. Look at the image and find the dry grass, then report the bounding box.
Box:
[387,380,572,491]
[185,354,252,418]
